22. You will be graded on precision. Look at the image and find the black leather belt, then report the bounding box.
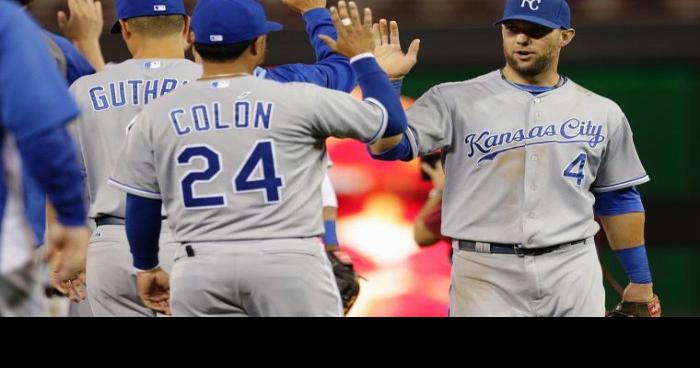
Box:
[95,216,125,226]
[95,216,167,227]
[457,238,588,257]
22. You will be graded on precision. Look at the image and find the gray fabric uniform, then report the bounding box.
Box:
[110,76,388,317]
[69,59,202,316]
[405,70,649,316]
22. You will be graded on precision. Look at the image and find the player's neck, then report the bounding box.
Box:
[502,65,561,87]
[201,61,256,79]
[130,39,185,60]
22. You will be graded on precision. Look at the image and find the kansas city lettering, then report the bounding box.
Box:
[464,118,606,159]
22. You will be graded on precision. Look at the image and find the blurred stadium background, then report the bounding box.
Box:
[28,0,700,316]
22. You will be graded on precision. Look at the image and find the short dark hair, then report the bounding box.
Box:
[18,0,34,6]
[125,15,185,38]
[193,40,255,63]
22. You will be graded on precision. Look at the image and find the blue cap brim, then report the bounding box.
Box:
[266,21,283,33]
[495,15,564,29]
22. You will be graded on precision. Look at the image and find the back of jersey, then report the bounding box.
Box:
[111,76,387,243]
[70,59,202,219]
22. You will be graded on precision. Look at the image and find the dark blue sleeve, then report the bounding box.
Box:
[594,186,645,216]
[352,56,408,138]
[46,32,96,84]
[391,79,404,95]
[16,127,86,226]
[126,194,162,270]
[263,8,356,92]
[369,133,414,161]
[0,5,80,141]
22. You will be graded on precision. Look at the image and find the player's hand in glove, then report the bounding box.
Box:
[326,249,360,315]
[608,295,661,317]
[607,283,661,317]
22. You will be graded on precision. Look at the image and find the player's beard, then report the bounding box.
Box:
[504,45,555,77]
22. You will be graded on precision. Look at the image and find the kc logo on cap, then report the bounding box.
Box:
[154,4,167,12]
[210,35,224,42]
[521,0,541,11]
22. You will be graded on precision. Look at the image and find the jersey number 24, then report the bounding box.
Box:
[177,140,284,209]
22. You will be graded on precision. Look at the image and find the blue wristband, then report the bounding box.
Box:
[351,55,408,138]
[368,133,413,162]
[323,220,338,246]
[614,245,653,284]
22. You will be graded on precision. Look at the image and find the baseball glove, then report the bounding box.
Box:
[326,251,360,315]
[607,295,662,317]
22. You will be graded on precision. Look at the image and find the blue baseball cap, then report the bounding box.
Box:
[495,0,571,29]
[192,0,283,45]
[111,0,187,34]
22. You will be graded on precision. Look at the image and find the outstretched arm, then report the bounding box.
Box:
[319,1,407,144]
[264,0,355,91]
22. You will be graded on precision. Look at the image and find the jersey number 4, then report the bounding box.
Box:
[563,153,587,186]
[177,140,284,209]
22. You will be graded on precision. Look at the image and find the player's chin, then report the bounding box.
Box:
[509,57,547,77]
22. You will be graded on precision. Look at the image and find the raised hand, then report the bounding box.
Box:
[319,1,375,59]
[372,19,420,80]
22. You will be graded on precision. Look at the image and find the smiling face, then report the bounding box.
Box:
[501,20,574,78]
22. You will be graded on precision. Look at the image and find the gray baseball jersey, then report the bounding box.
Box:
[69,59,203,219]
[406,70,649,248]
[109,76,388,243]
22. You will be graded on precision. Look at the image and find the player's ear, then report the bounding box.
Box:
[191,37,202,64]
[251,36,266,56]
[120,20,132,42]
[560,28,575,48]
[182,16,191,37]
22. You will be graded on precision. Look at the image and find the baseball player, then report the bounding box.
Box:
[0,0,89,317]
[370,0,660,317]
[69,0,367,317]
[109,0,408,317]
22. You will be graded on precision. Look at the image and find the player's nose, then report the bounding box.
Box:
[515,33,531,45]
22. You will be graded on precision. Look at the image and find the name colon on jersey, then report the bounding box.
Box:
[169,100,274,136]
[465,118,606,163]
[89,78,188,111]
